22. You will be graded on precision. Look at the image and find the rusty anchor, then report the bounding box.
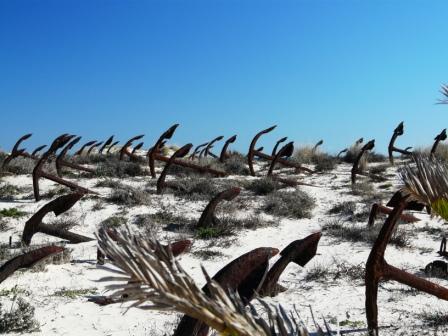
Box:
[190,142,208,160]
[98,136,114,154]
[87,141,103,156]
[312,139,324,153]
[74,140,97,156]
[337,148,348,158]
[129,141,144,162]
[156,144,193,194]
[365,193,448,335]
[367,203,420,227]
[22,193,94,245]
[0,245,65,284]
[56,136,95,177]
[31,145,47,157]
[2,133,35,169]
[338,138,364,158]
[196,187,241,229]
[131,141,144,156]
[148,124,179,177]
[119,134,144,161]
[271,137,288,156]
[173,232,321,336]
[172,246,279,336]
[33,135,97,201]
[248,126,312,176]
[219,135,237,162]
[388,122,412,165]
[430,129,447,158]
[259,232,321,297]
[202,136,224,159]
[106,140,120,154]
[247,125,277,176]
[148,125,227,178]
[351,139,375,184]
[267,141,294,176]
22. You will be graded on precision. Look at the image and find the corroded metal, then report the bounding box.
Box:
[337,148,348,158]
[148,124,179,178]
[190,142,208,160]
[259,232,321,297]
[388,122,412,165]
[56,136,95,177]
[196,188,241,229]
[173,247,279,336]
[267,141,294,176]
[147,126,226,178]
[74,140,97,156]
[203,136,224,158]
[250,131,313,175]
[33,135,97,201]
[156,144,193,194]
[131,142,144,155]
[312,139,324,153]
[247,125,277,176]
[99,136,114,154]
[31,145,47,157]
[106,141,120,154]
[0,245,65,284]
[431,129,447,158]
[271,137,287,156]
[219,135,237,162]
[87,141,103,155]
[2,133,34,169]
[367,203,420,227]
[119,134,144,160]
[351,139,375,184]
[365,194,448,335]
[22,193,93,245]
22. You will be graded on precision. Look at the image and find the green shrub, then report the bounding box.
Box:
[172,178,220,201]
[0,183,23,200]
[418,309,448,327]
[3,157,35,175]
[52,287,97,299]
[192,249,225,260]
[96,160,145,177]
[107,185,149,206]
[101,216,127,229]
[0,298,39,333]
[0,208,26,218]
[313,153,337,172]
[322,219,411,248]
[195,226,233,239]
[222,152,250,175]
[328,201,356,216]
[247,177,280,195]
[263,190,315,219]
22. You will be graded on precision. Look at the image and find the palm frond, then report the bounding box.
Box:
[438,84,448,104]
[95,228,313,336]
[400,155,448,220]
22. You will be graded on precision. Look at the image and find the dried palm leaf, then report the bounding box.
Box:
[95,228,313,336]
[438,84,448,104]
[400,155,448,221]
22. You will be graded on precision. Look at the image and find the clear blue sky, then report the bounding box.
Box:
[1,0,447,154]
